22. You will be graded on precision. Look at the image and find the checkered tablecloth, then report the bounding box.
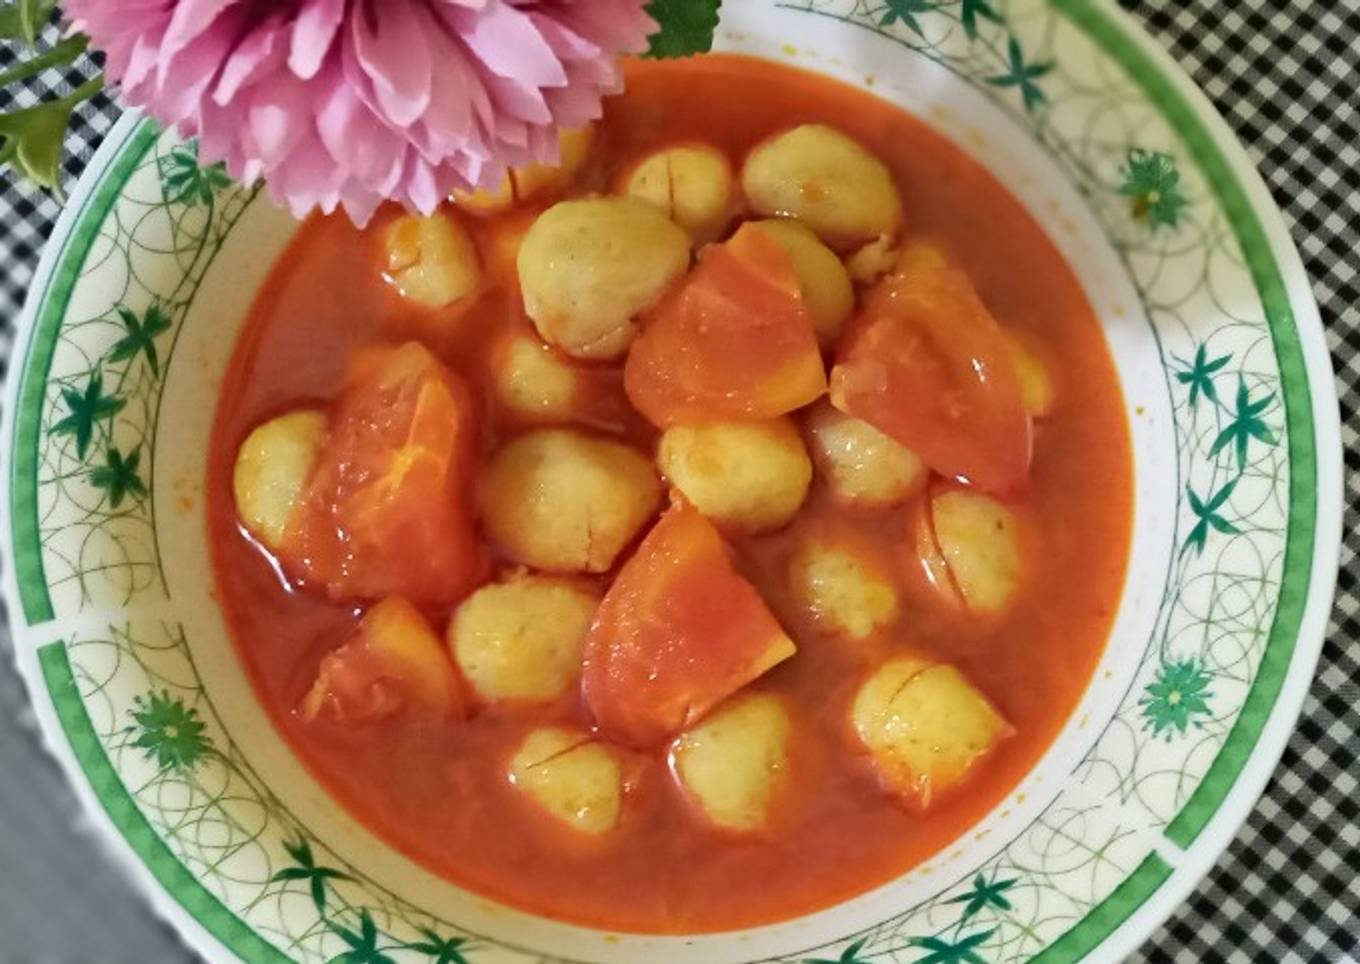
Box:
[0,3,1356,962]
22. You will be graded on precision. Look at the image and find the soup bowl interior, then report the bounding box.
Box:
[1,3,1338,963]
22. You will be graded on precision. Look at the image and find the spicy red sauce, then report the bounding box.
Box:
[207,55,1132,932]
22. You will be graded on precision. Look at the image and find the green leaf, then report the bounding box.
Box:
[0,34,102,196]
[879,0,936,37]
[1204,477,1238,512]
[327,911,396,964]
[157,143,233,206]
[986,36,1053,113]
[89,445,147,509]
[0,32,86,87]
[908,927,995,964]
[0,0,57,46]
[1244,389,1275,417]
[1248,421,1276,445]
[127,690,212,771]
[645,0,721,59]
[0,8,22,40]
[270,867,313,882]
[1141,659,1214,739]
[804,936,871,964]
[1174,343,1231,408]
[1209,376,1278,470]
[0,96,76,193]
[1181,518,1208,558]
[1118,149,1186,228]
[1206,513,1238,535]
[1181,480,1238,556]
[947,874,1016,921]
[109,304,173,377]
[311,875,329,914]
[282,837,315,869]
[960,0,1002,40]
[274,835,353,912]
[51,369,125,460]
[20,0,56,44]
[407,930,473,964]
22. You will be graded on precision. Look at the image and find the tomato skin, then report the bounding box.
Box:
[829,242,1030,492]
[624,224,827,427]
[282,342,486,604]
[582,500,797,748]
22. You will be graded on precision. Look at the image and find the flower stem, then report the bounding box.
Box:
[0,33,88,88]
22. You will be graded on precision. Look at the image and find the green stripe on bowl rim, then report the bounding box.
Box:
[8,119,160,627]
[1049,0,1317,853]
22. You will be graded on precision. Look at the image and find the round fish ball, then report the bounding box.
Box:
[509,727,622,836]
[623,144,735,240]
[479,429,663,573]
[657,418,812,534]
[384,213,483,310]
[751,219,853,347]
[925,489,1023,614]
[518,197,690,360]
[672,693,791,833]
[454,126,596,216]
[494,334,580,423]
[450,575,598,703]
[452,175,515,217]
[850,656,1009,811]
[1005,332,1056,417]
[805,399,927,508]
[742,124,903,252]
[790,539,898,640]
[233,410,327,550]
[512,125,596,202]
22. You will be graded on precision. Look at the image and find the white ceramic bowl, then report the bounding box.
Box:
[1,2,1341,962]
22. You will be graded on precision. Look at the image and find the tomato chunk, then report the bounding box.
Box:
[282,341,485,604]
[624,223,827,427]
[583,500,797,747]
[829,242,1030,492]
[303,597,466,722]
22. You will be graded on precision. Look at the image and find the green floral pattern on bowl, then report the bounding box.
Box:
[1,2,1340,962]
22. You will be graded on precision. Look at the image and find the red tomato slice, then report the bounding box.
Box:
[624,223,827,427]
[283,342,485,604]
[582,500,797,747]
[830,242,1030,492]
[303,597,466,723]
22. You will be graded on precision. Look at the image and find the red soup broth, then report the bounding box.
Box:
[207,54,1132,933]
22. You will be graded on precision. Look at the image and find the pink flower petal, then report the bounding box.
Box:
[245,76,313,167]
[316,64,405,189]
[352,0,433,128]
[444,1,565,87]
[158,0,242,85]
[288,0,346,80]
[214,13,287,106]
[75,0,658,223]
[156,8,251,124]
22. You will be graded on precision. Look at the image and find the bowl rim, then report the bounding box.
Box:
[0,2,1343,961]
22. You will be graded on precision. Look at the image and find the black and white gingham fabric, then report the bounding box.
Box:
[0,4,1355,962]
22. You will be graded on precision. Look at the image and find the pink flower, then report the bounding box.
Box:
[66,0,657,223]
